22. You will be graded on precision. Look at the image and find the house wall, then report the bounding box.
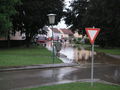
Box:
[44,26,73,40]
[62,34,69,38]
[0,31,25,40]
[59,29,73,39]
[10,31,25,40]
[47,28,62,40]
[53,32,62,39]
[74,31,82,38]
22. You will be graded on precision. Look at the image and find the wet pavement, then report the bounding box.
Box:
[0,64,120,90]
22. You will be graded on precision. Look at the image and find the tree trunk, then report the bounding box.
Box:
[25,31,31,47]
[25,36,31,47]
[7,31,10,48]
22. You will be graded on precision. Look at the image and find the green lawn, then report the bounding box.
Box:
[81,44,120,55]
[95,48,120,55]
[0,46,62,67]
[24,82,120,90]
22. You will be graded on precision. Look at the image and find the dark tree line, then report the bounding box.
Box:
[65,0,120,47]
[1,0,120,47]
[0,0,65,47]
[0,0,21,37]
[13,0,64,47]
[0,0,21,47]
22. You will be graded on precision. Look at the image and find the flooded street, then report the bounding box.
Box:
[59,46,74,63]
[46,41,120,64]
[0,42,120,90]
[46,41,92,63]
[0,64,120,90]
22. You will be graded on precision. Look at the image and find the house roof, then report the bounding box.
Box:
[51,28,61,33]
[60,29,73,35]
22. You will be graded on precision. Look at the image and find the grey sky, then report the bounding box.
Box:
[55,0,73,28]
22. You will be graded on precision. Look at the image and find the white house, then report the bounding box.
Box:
[0,31,25,40]
[59,29,73,39]
[43,26,62,40]
[43,26,73,40]
[74,31,82,38]
[10,31,25,40]
[52,28,62,40]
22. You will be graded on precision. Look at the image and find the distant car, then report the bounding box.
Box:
[37,37,46,44]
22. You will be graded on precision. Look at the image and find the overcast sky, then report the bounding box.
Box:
[55,0,73,29]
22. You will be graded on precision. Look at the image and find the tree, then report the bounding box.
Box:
[0,0,21,37]
[13,0,65,47]
[65,0,120,47]
[64,0,88,35]
[0,0,21,47]
[83,0,120,47]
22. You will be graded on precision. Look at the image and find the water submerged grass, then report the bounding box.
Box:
[0,46,62,67]
[24,82,120,90]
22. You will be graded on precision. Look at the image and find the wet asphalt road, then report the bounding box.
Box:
[0,64,120,90]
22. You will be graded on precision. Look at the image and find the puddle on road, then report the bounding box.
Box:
[46,42,120,64]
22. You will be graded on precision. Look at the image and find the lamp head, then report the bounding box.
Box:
[47,14,56,24]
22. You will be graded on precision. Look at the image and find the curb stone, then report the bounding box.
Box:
[0,63,79,72]
[0,63,116,72]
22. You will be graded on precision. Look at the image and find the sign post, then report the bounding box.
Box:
[85,27,100,86]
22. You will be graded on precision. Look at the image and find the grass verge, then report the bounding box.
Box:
[95,48,120,55]
[24,82,120,90]
[80,44,120,55]
[0,46,62,67]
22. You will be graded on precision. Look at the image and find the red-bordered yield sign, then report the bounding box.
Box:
[85,28,100,44]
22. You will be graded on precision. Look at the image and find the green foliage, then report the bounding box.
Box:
[0,0,21,36]
[13,0,65,47]
[64,0,88,32]
[0,14,12,36]
[85,38,90,44]
[83,0,120,47]
[13,0,64,34]
[65,0,120,47]
[73,38,83,44]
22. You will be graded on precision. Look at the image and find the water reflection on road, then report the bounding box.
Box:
[0,64,120,90]
[59,47,74,63]
[46,41,95,63]
[46,41,120,64]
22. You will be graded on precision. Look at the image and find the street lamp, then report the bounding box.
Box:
[47,14,56,64]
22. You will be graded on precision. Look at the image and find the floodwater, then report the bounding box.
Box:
[46,41,120,64]
[0,41,120,90]
[0,64,120,90]
[46,41,93,63]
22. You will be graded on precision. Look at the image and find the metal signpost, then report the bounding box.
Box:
[85,27,100,86]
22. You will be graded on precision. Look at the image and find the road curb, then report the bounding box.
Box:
[106,53,120,59]
[0,63,116,72]
[0,63,79,72]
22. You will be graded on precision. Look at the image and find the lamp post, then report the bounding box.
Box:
[47,14,56,64]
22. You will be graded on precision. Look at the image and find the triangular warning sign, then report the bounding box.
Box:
[85,28,100,44]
